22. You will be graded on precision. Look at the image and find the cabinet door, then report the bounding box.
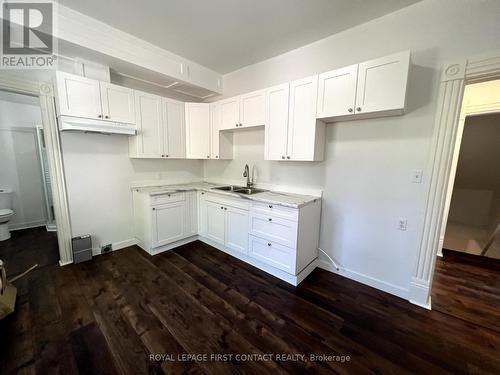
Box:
[225,206,249,255]
[55,71,102,119]
[210,102,221,159]
[317,65,358,118]
[100,82,135,123]
[205,201,225,245]
[133,91,163,158]
[185,191,198,236]
[355,50,410,114]
[152,202,186,248]
[198,191,207,236]
[185,103,210,159]
[219,97,240,130]
[264,83,289,161]
[240,90,265,128]
[163,98,186,158]
[287,75,319,161]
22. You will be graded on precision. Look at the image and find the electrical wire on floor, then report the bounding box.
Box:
[318,248,341,271]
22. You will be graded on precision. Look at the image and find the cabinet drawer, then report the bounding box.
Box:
[251,202,298,221]
[151,192,185,205]
[249,213,297,248]
[248,235,296,274]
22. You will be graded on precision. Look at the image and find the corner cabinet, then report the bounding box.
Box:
[265,75,325,161]
[317,50,410,121]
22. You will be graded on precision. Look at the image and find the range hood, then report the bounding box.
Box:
[58,115,136,135]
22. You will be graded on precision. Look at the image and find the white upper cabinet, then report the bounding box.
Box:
[220,97,240,130]
[185,103,210,159]
[287,75,324,161]
[163,98,186,158]
[316,50,410,121]
[355,50,410,115]
[55,71,102,119]
[239,89,265,128]
[210,103,233,160]
[131,91,163,158]
[100,82,136,124]
[265,83,290,161]
[317,65,358,118]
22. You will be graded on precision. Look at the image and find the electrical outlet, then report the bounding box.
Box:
[398,219,408,231]
[411,169,423,183]
[101,244,112,253]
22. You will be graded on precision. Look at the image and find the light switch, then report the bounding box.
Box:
[411,169,423,183]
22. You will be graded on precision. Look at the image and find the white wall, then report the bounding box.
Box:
[0,94,46,229]
[60,132,203,251]
[204,0,500,298]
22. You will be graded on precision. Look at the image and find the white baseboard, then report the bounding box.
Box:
[91,238,137,256]
[9,220,46,231]
[317,259,409,300]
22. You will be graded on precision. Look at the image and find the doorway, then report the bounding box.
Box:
[0,90,60,276]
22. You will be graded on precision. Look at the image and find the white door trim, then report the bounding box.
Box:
[409,52,500,308]
[0,74,73,265]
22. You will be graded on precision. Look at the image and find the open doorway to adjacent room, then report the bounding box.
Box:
[0,90,60,277]
[431,78,500,329]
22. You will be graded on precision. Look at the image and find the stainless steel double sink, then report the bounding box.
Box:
[211,185,267,195]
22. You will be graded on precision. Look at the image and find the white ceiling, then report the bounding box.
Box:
[58,0,421,74]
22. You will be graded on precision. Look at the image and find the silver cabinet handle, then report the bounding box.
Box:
[348,108,353,113]
[152,207,156,211]
[166,154,169,157]
[207,155,210,158]
[286,156,291,160]
[356,107,362,112]
[268,218,272,222]
[268,205,273,208]
[98,114,102,118]
[224,207,227,210]
[267,243,271,246]
[220,206,224,209]
[215,155,219,158]
[281,156,285,159]
[235,123,238,127]
[105,115,110,119]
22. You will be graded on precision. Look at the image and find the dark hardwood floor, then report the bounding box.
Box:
[1,228,500,374]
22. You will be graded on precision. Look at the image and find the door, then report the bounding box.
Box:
[134,91,163,157]
[225,206,249,255]
[317,65,358,118]
[163,98,186,158]
[264,83,290,161]
[240,90,265,128]
[205,201,225,244]
[287,75,319,161]
[152,202,186,248]
[210,102,221,159]
[100,82,135,123]
[55,71,102,119]
[185,103,210,159]
[219,97,240,130]
[355,50,410,114]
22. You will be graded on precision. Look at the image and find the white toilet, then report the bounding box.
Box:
[0,188,14,241]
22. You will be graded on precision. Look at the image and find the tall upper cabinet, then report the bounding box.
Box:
[185,103,210,159]
[129,91,185,158]
[317,50,410,121]
[265,75,325,161]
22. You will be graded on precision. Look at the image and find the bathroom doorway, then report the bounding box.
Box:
[0,90,60,275]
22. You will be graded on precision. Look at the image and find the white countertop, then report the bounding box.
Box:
[133,181,320,208]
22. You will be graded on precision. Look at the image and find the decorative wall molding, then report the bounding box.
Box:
[410,54,500,308]
[0,74,73,266]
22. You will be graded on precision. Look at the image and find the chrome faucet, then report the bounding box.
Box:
[243,164,254,188]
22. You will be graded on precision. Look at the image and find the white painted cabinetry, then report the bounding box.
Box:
[130,91,163,158]
[163,98,186,158]
[185,103,211,159]
[55,71,135,124]
[317,50,410,121]
[225,206,249,255]
[133,190,197,255]
[265,76,325,161]
[218,90,266,130]
[210,103,233,160]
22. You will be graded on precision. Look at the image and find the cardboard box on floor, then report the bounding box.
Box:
[0,283,17,320]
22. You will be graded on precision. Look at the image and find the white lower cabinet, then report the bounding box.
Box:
[134,189,321,285]
[152,201,186,248]
[133,190,197,254]
[204,196,249,255]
